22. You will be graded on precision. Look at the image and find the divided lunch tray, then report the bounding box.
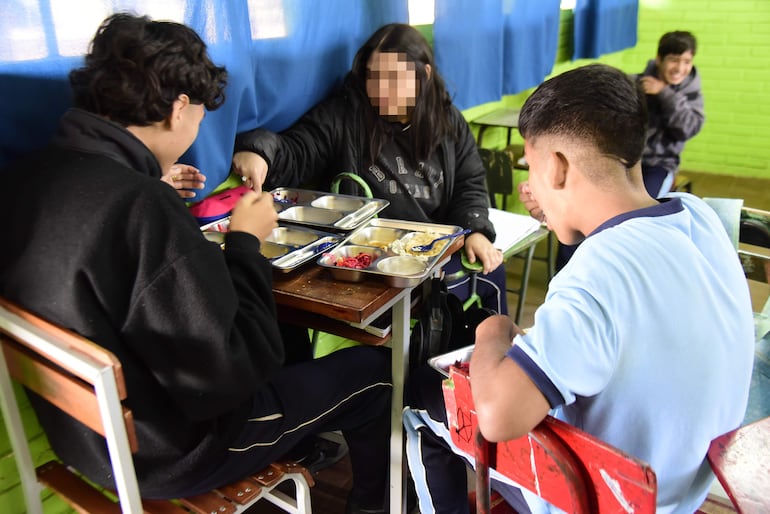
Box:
[270,187,389,232]
[202,219,343,273]
[317,218,464,287]
[428,345,474,377]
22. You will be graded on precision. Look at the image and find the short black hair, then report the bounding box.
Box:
[518,64,648,169]
[657,31,697,58]
[69,12,228,126]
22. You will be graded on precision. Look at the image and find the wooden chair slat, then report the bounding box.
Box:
[1,338,138,452]
[274,460,316,487]
[36,461,123,514]
[0,299,126,395]
[179,491,236,514]
[215,477,263,505]
[251,463,286,488]
[140,499,192,514]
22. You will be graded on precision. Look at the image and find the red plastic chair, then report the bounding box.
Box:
[704,416,770,514]
[442,365,657,514]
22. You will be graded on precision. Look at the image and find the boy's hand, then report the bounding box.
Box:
[229,190,278,242]
[161,164,206,199]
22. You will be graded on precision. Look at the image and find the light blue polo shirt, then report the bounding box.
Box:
[508,193,754,514]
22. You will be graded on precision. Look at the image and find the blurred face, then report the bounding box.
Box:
[366,51,419,121]
[656,50,694,86]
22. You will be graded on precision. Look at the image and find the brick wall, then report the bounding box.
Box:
[597,0,770,179]
[0,385,71,513]
[471,0,770,180]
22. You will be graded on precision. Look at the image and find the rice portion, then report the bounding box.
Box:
[389,232,448,258]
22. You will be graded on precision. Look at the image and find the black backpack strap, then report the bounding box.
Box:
[410,278,451,372]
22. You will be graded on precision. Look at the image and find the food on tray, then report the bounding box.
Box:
[453,360,470,373]
[332,252,374,269]
[390,231,447,258]
[365,240,391,250]
[272,191,299,204]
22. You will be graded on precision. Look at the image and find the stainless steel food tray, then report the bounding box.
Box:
[270,187,389,232]
[428,345,474,377]
[316,218,463,287]
[202,220,343,273]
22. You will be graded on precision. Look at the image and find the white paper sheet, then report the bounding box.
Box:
[487,208,542,253]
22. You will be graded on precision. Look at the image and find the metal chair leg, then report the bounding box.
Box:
[514,242,538,324]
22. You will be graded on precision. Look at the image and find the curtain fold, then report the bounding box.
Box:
[433,0,561,111]
[0,0,407,198]
[503,0,561,95]
[572,0,639,60]
[433,0,504,111]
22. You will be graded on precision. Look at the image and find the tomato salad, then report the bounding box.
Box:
[329,252,374,269]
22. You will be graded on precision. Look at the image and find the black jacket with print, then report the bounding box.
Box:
[235,78,496,242]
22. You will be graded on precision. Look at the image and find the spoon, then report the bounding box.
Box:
[411,228,472,253]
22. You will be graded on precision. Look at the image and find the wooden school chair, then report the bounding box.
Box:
[0,297,314,514]
[442,365,657,514]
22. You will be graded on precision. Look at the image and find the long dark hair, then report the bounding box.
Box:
[349,24,453,164]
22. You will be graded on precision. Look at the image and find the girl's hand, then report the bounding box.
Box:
[161,164,206,199]
[232,151,268,192]
[464,232,503,274]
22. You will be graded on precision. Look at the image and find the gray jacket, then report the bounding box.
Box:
[635,60,704,174]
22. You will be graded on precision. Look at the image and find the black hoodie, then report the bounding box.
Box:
[0,108,285,497]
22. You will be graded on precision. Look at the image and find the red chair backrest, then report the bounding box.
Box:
[443,366,657,514]
[707,416,770,514]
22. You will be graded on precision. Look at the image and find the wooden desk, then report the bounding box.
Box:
[272,240,461,514]
[473,108,521,147]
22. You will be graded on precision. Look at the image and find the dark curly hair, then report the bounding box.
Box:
[69,12,228,126]
[518,64,648,170]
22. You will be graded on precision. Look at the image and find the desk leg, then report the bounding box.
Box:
[477,126,487,147]
[390,292,411,514]
[515,243,538,324]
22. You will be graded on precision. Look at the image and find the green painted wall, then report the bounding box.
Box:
[0,385,72,513]
[468,0,770,180]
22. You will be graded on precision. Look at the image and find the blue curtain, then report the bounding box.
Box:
[573,0,639,60]
[503,0,561,95]
[0,0,407,198]
[433,0,505,111]
[433,0,561,110]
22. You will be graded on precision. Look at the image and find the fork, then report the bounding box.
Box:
[411,228,472,252]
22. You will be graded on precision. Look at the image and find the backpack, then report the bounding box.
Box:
[409,277,496,373]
